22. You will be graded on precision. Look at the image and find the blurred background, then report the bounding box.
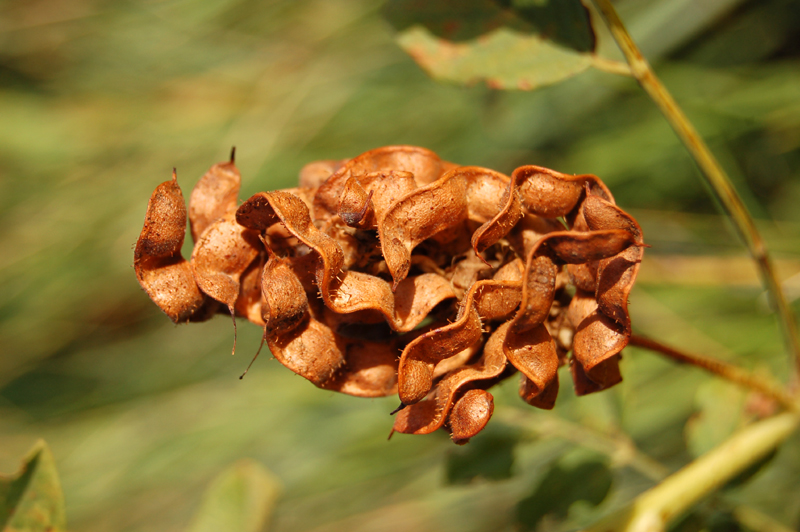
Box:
[0,0,799,530]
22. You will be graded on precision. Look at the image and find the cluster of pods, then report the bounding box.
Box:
[135,146,644,444]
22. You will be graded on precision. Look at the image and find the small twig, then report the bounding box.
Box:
[591,0,800,379]
[629,334,797,411]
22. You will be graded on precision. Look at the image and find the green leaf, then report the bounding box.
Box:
[515,458,612,531]
[383,0,596,90]
[0,439,66,532]
[444,429,519,484]
[187,459,281,532]
[685,380,747,458]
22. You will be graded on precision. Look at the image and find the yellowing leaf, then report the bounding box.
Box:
[0,440,66,532]
[384,0,596,90]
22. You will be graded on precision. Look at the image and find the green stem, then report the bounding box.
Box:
[592,0,800,379]
[583,412,800,532]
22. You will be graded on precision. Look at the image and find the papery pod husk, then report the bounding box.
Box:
[260,248,309,336]
[299,159,347,189]
[313,145,455,217]
[240,190,461,333]
[237,191,346,306]
[449,389,495,445]
[581,193,644,332]
[137,145,647,444]
[511,229,636,334]
[337,171,417,229]
[236,257,265,326]
[393,321,509,437]
[504,324,560,408]
[378,167,469,288]
[338,176,376,228]
[191,212,261,314]
[320,339,399,397]
[329,271,457,332]
[567,289,625,394]
[134,172,206,323]
[267,315,346,387]
[395,273,527,406]
[473,166,613,253]
[189,151,241,242]
[397,298,483,405]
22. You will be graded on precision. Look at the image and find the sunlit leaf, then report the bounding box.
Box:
[383,0,596,90]
[0,440,66,532]
[187,459,281,532]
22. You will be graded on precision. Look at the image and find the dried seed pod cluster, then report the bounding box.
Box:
[135,146,644,444]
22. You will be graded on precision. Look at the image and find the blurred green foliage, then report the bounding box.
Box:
[0,0,799,531]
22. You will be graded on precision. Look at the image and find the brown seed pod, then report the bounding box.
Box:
[449,389,495,445]
[189,148,241,242]
[378,167,469,288]
[393,321,508,438]
[136,146,645,444]
[134,170,206,323]
[191,212,261,315]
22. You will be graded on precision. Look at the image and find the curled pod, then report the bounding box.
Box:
[134,170,206,323]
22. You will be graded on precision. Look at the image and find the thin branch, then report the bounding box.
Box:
[591,0,800,379]
[629,335,797,411]
[583,412,800,532]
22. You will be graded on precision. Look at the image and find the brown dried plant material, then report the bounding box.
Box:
[189,148,241,242]
[378,168,469,288]
[449,389,495,445]
[191,212,261,315]
[135,145,645,443]
[134,170,206,323]
[393,321,509,438]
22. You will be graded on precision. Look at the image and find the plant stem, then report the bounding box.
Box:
[629,335,797,411]
[591,0,800,379]
[583,412,800,532]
